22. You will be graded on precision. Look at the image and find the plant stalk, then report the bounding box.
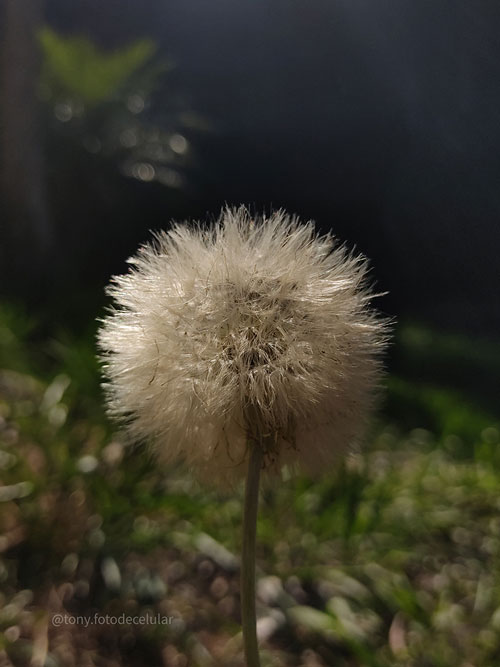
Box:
[241,438,263,667]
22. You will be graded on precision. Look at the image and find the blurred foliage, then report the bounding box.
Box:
[39,28,158,107]
[28,27,205,293]
[0,303,499,666]
[38,27,196,190]
[386,322,499,450]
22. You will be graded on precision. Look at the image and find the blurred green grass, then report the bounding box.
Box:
[1,302,499,666]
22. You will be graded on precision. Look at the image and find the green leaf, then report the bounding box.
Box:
[39,27,156,106]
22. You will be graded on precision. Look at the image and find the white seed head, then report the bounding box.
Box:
[98,207,390,485]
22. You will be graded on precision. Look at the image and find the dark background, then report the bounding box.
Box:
[1,0,499,334]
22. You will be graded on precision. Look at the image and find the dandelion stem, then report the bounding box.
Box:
[241,438,263,667]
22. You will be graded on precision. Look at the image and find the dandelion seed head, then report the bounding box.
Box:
[98,207,390,485]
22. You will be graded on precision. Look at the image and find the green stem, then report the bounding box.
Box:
[241,439,263,667]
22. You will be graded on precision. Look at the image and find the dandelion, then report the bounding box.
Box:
[98,206,390,666]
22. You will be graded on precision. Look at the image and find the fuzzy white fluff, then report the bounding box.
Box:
[98,207,389,485]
